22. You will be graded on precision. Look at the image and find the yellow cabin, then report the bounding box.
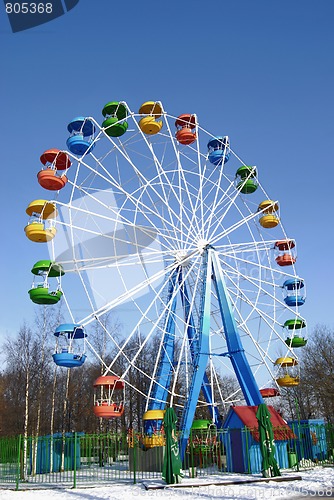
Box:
[142,409,166,448]
[139,101,163,135]
[25,200,57,242]
[274,357,299,387]
[258,200,279,228]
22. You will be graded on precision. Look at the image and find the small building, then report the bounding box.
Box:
[288,419,327,462]
[29,432,84,474]
[223,405,295,473]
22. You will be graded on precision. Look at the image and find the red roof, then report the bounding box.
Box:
[231,405,295,441]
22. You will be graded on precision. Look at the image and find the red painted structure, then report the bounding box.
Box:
[229,405,295,441]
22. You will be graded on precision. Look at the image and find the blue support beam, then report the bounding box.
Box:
[149,270,178,410]
[179,271,222,429]
[148,248,263,461]
[211,251,264,406]
[179,250,212,459]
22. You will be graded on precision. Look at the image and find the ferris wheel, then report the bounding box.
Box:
[25,101,307,457]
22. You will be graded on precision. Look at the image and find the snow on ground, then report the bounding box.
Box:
[0,468,333,500]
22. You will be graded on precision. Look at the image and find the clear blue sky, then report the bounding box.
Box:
[0,0,333,342]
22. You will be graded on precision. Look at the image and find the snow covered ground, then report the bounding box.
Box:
[0,467,333,499]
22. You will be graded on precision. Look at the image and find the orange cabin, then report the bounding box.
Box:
[274,239,296,267]
[93,375,125,419]
[175,114,197,145]
[276,253,296,266]
[94,401,124,419]
[260,388,280,398]
[38,169,68,191]
[38,149,71,191]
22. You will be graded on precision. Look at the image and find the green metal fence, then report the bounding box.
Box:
[287,422,334,467]
[0,423,332,490]
[0,435,21,489]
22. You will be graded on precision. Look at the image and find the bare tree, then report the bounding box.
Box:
[299,325,334,422]
[276,325,334,423]
[2,324,38,474]
[33,306,61,438]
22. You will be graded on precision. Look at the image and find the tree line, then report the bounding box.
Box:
[278,325,334,423]
[0,307,333,438]
[0,307,154,438]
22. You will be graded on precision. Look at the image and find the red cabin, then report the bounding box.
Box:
[274,239,296,267]
[175,114,197,145]
[38,170,68,191]
[260,387,280,398]
[93,375,125,419]
[38,149,71,191]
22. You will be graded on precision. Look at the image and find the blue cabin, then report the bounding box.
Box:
[66,117,96,155]
[223,406,295,473]
[53,323,87,368]
[207,136,230,165]
[283,278,306,307]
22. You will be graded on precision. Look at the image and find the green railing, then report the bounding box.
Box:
[287,422,334,467]
[0,423,332,490]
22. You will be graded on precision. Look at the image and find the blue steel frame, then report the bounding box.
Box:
[178,268,221,428]
[149,270,178,410]
[148,247,264,460]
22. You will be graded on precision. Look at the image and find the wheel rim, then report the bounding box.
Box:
[46,104,305,423]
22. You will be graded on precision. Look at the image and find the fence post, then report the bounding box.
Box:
[189,428,196,478]
[73,433,77,489]
[327,423,334,463]
[15,435,21,491]
[133,436,137,485]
